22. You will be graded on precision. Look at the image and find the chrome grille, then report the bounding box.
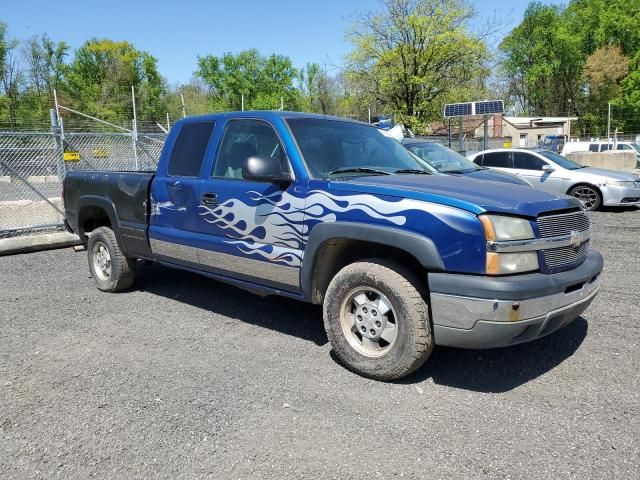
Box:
[537,211,590,238]
[541,241,589,269]
[537,211,590,271]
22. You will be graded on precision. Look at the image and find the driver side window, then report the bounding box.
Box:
[513,152,546,171]
[212,119,286,179]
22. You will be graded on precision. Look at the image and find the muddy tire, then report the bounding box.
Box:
[87,226,136,292]
[323,259,433,381]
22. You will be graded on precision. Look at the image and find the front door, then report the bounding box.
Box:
[194,118,305,292]
[511,151,566,194]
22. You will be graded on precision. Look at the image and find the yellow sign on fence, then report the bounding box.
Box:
[93,147,109,158]
[63,151,81,161]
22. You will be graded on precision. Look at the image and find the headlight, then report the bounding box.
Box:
[479,214,534,241]
[486,252,539,275]
[480,214,538,274]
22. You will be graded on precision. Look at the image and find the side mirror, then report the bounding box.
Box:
[542,164,555,173]
[242,155,292,185]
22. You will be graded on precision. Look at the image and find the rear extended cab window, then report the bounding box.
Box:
[167,121,216,177]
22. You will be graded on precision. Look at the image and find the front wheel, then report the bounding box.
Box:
[569,184,602,211]
[323,259,433,381]
[87,226,136,292]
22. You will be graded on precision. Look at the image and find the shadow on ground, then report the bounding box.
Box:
[399,317,588,393]
[133,261,328,346]
[134,261,588,393]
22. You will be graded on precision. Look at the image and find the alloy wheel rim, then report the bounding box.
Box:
[339,287,398,358]
[93,242,112,281]
[572,187,598,210]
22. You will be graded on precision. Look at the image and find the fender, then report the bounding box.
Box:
[75,195,128,255]
[301,221,444,301]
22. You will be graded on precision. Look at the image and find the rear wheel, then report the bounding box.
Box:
[87,226,136,292]
[569,184,602,211]
[323,259,433,381]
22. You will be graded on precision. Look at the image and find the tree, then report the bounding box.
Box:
[500,3,583,116]
[64,39,166,123]
[197,49,299,111]
[20,35,69,121]
[345,0,490,126]
[0,22,22,128]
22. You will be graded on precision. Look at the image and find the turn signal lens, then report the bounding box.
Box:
[486,252,539,275]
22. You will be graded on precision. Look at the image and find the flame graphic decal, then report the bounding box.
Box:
[198,189,426,268]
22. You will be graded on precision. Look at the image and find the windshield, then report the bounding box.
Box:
[406,142,480,173]
[539,150,585,170]
[286,118,435,178]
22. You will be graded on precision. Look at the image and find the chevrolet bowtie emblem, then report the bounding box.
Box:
[570,230,582,248]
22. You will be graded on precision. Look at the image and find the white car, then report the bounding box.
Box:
[468,148,640,211]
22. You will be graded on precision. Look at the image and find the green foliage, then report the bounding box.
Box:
[345,0,490,129]
[196,49,300,111]
[64,39,167,123]
[501,0,640,134]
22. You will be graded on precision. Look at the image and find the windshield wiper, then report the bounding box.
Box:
[394,168,430,175]
[328,167,392,176]
[442,168,477,174]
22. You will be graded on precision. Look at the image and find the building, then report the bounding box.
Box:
[475,116,578,147]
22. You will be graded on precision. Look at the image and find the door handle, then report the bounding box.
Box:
[201,192,218,205]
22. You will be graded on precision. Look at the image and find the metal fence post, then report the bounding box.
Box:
[131,85,139,171]
[49,105,67,181]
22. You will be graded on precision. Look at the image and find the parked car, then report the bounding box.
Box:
[403,139,532,186]
[64,112,603,380]
[541,135,566,153]
[469,148,640,210]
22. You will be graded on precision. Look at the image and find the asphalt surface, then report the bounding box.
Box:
[1,208,639,479]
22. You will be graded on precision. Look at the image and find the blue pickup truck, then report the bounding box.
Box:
[63,112,603,380]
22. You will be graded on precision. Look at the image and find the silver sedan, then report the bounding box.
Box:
[468,148,640,211]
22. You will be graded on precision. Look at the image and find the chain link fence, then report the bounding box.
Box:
[0,128,165,238]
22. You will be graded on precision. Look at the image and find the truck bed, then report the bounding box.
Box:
[64,170,155,258]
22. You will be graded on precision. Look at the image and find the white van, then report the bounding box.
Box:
[562,140,640,158]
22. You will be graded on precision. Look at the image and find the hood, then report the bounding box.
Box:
[456,168,531,186]
[329,174,580,217]
[575,167,640,181]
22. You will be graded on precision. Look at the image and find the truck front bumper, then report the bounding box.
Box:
[428,250,603,349]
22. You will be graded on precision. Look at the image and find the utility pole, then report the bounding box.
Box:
[180,93,186,118]
[607,102,611,141]
[567,98,572,141]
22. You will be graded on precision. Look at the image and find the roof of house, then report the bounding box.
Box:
[503,116,578,129]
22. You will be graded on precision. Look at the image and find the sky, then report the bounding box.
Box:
[1,0,543,85]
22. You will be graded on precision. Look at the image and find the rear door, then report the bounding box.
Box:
[480,151,512,172]
[149,120,217,265]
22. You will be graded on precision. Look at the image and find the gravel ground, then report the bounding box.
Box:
[1,208,639,479]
